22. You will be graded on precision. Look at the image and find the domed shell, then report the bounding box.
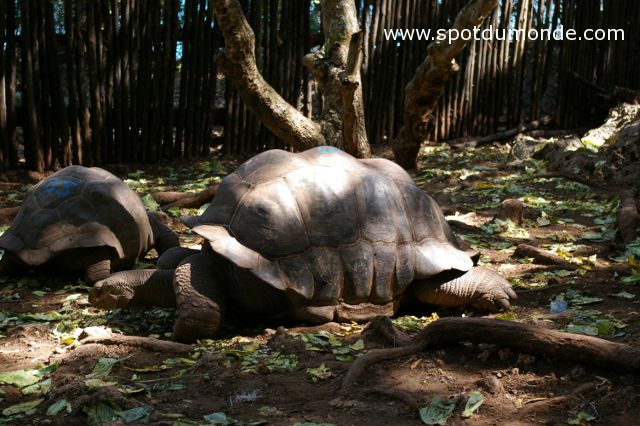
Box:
[185,147,473,305]
[0,166,153,268]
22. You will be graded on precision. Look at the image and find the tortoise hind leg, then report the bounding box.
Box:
[173,253,226,343]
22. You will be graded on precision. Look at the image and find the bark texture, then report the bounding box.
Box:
[341,316,640,392]
[213,0,370,157]
[212,0,324,151]
[392,0,499,169]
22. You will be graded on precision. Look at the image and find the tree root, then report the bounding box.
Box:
[341,340,429,393]
[340,317,640,393]
[364,315,412,346]
[80,334,194,353]
[514,244,577,269]
[153,185,219,210]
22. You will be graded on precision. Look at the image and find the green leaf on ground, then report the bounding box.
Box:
[565,324,598,336]
[2,399,43,416]
[611,291,635,299]
[567,410,596,424]
[23,311,64,321]
[306,364,332,383]
[117,405,153,423]
[0,363,59,389]
[419,396,456,425]
[86,357,118,378]
[83,402,119,425]
[21,378,51,396]
[142,193,160,211]
[0,369,41,388]
[462,391,484,418]
[203,412,233,425]
[47,399,71,416]
[621,270,640,285]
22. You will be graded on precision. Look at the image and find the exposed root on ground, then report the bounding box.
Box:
[340,317,640,393]
[80,335,193,353]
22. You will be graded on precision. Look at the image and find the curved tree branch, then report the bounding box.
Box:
[212,0,325,150]
[393,0,499,169]
[213,0,370,157]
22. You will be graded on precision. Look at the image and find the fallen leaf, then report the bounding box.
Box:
[462,391,484,418]
[306,364,332,383]
[47,399,71,416]
[2,399,43,416]
[419,396,456,425]
[86,357,118,378]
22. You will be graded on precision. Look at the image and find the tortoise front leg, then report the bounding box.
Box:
[173,253,226,343]
[147,211,180,255]
[413,266,517,312]
[58,246,112,284]
[89,269,176,309]
[84,259,111,284]
[157,246,200,270]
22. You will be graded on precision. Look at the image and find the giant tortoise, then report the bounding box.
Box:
[0,166,179,283]
[90,147,516,342]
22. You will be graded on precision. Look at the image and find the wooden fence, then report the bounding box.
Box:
[0,0,638,171]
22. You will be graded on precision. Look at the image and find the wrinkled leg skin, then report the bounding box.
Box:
[84,259,111,284]
[414,266,517,312]
[172,253,226,343]
[147,211,180,255]
[90,269,176,309]
[54,247,112,284]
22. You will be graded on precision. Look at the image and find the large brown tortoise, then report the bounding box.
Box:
[0,166,179,283]
[89,147,516,342]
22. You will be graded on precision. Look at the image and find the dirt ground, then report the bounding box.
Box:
[1,143,639,425]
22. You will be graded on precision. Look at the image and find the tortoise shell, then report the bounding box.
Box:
[0,166,153,268]
[184,147,473,305]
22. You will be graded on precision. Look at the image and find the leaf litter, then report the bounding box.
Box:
[1,145,639,424]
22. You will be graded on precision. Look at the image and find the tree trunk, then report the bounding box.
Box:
[86,0,103,165]
[4,0,18,169]
[392,0,499,169]
[0,0,7,170]
[21,0,44,172]
[301,0,370,157]
[45,0,72,167]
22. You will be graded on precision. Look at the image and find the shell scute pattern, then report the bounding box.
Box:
[190,147,473,306]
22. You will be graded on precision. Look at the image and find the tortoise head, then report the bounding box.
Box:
[89,273,137,309]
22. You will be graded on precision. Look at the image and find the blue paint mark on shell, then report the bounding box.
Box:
[41,177,81,199]
[316,146,341,154]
